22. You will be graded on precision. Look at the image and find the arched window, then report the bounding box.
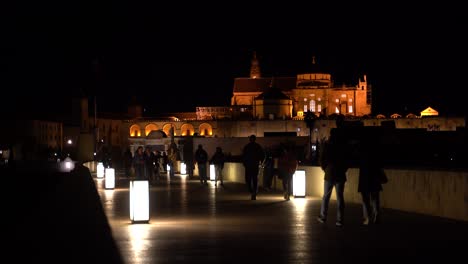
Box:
[180,123,195,136]
[163,123,176,137]
[145,123,159,136]
[199,123,213,136]
[129,124,142,137]
[309,100,316,112]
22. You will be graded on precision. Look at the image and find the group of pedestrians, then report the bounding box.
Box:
[317,128,387,227]
[194,144,226,187]
[123,146,165,183]
[122,130,387,227]
[241,135,299,201]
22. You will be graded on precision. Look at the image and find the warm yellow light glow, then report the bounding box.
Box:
[199,123,213,137]
[180,124,195,136]
[210,164,215,181]
[130,180,150,223]
[297,111,304,117]
[421,106,439,117]
[181,162,186,175]
[293,170,306,197]
[162,124,175,137]
[145,124,158,136]
[130,124,141,137]
[105,168,115,189]
[97,162,105,179]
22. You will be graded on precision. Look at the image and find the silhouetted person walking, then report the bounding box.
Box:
[123,148,133,178]
[133,146,145,179]
[278,144,298,201]
[242,135,265,200]
[358,136,387,225]
[210,146,226,187]
[144,146,156,182]
[195,144,209,184]
[262,147,275,191]
[317,129,349,227]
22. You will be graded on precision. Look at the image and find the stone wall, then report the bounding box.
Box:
[223,163,468,221]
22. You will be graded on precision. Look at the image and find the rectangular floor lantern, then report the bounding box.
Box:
[105,168,115,189]
[209,164,216,181]
[97,162,104,179]
[130,180,150,223]
[293,170,306,198]
[180,162,186,175]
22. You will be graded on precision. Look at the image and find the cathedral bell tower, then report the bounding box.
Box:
[250,51,261,79]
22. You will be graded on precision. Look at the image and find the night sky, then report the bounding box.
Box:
[2,2,466,119]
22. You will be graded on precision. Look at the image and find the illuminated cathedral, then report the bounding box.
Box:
[229,52,371,120]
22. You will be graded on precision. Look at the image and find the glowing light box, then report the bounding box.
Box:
[130,180,150,223]
[293,170,306,198]
[209,164,215,181]
[97,162,104,179]
[181,162,186,175]
[105,168,115,189]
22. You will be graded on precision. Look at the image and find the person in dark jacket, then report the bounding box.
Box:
[132,146,145,179]
[262,147,275,191]
[277,144,298,201]
[195,144,209,185]
[210,147,226,187]
[317,129,349,227]
[242,135,265,200]
[358,137,386,225]
[123,148,133,178]
[144,146,156,182]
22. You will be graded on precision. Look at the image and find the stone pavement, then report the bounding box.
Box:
[9,162,467,264]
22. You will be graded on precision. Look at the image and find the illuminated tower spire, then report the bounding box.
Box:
[250,51,261,79]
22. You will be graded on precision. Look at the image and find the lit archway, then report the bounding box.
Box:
[180,123,195,136]
[163,123,176,137]
[130,124,142,137]
[145,123,159,136]
[199,123,213,136]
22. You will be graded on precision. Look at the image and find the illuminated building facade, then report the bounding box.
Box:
[231,54,371,119]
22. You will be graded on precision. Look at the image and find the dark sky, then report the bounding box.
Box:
[2,2,466,119]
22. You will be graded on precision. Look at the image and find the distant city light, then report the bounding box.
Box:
[60,157,75,172]
[67,139,72,144]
